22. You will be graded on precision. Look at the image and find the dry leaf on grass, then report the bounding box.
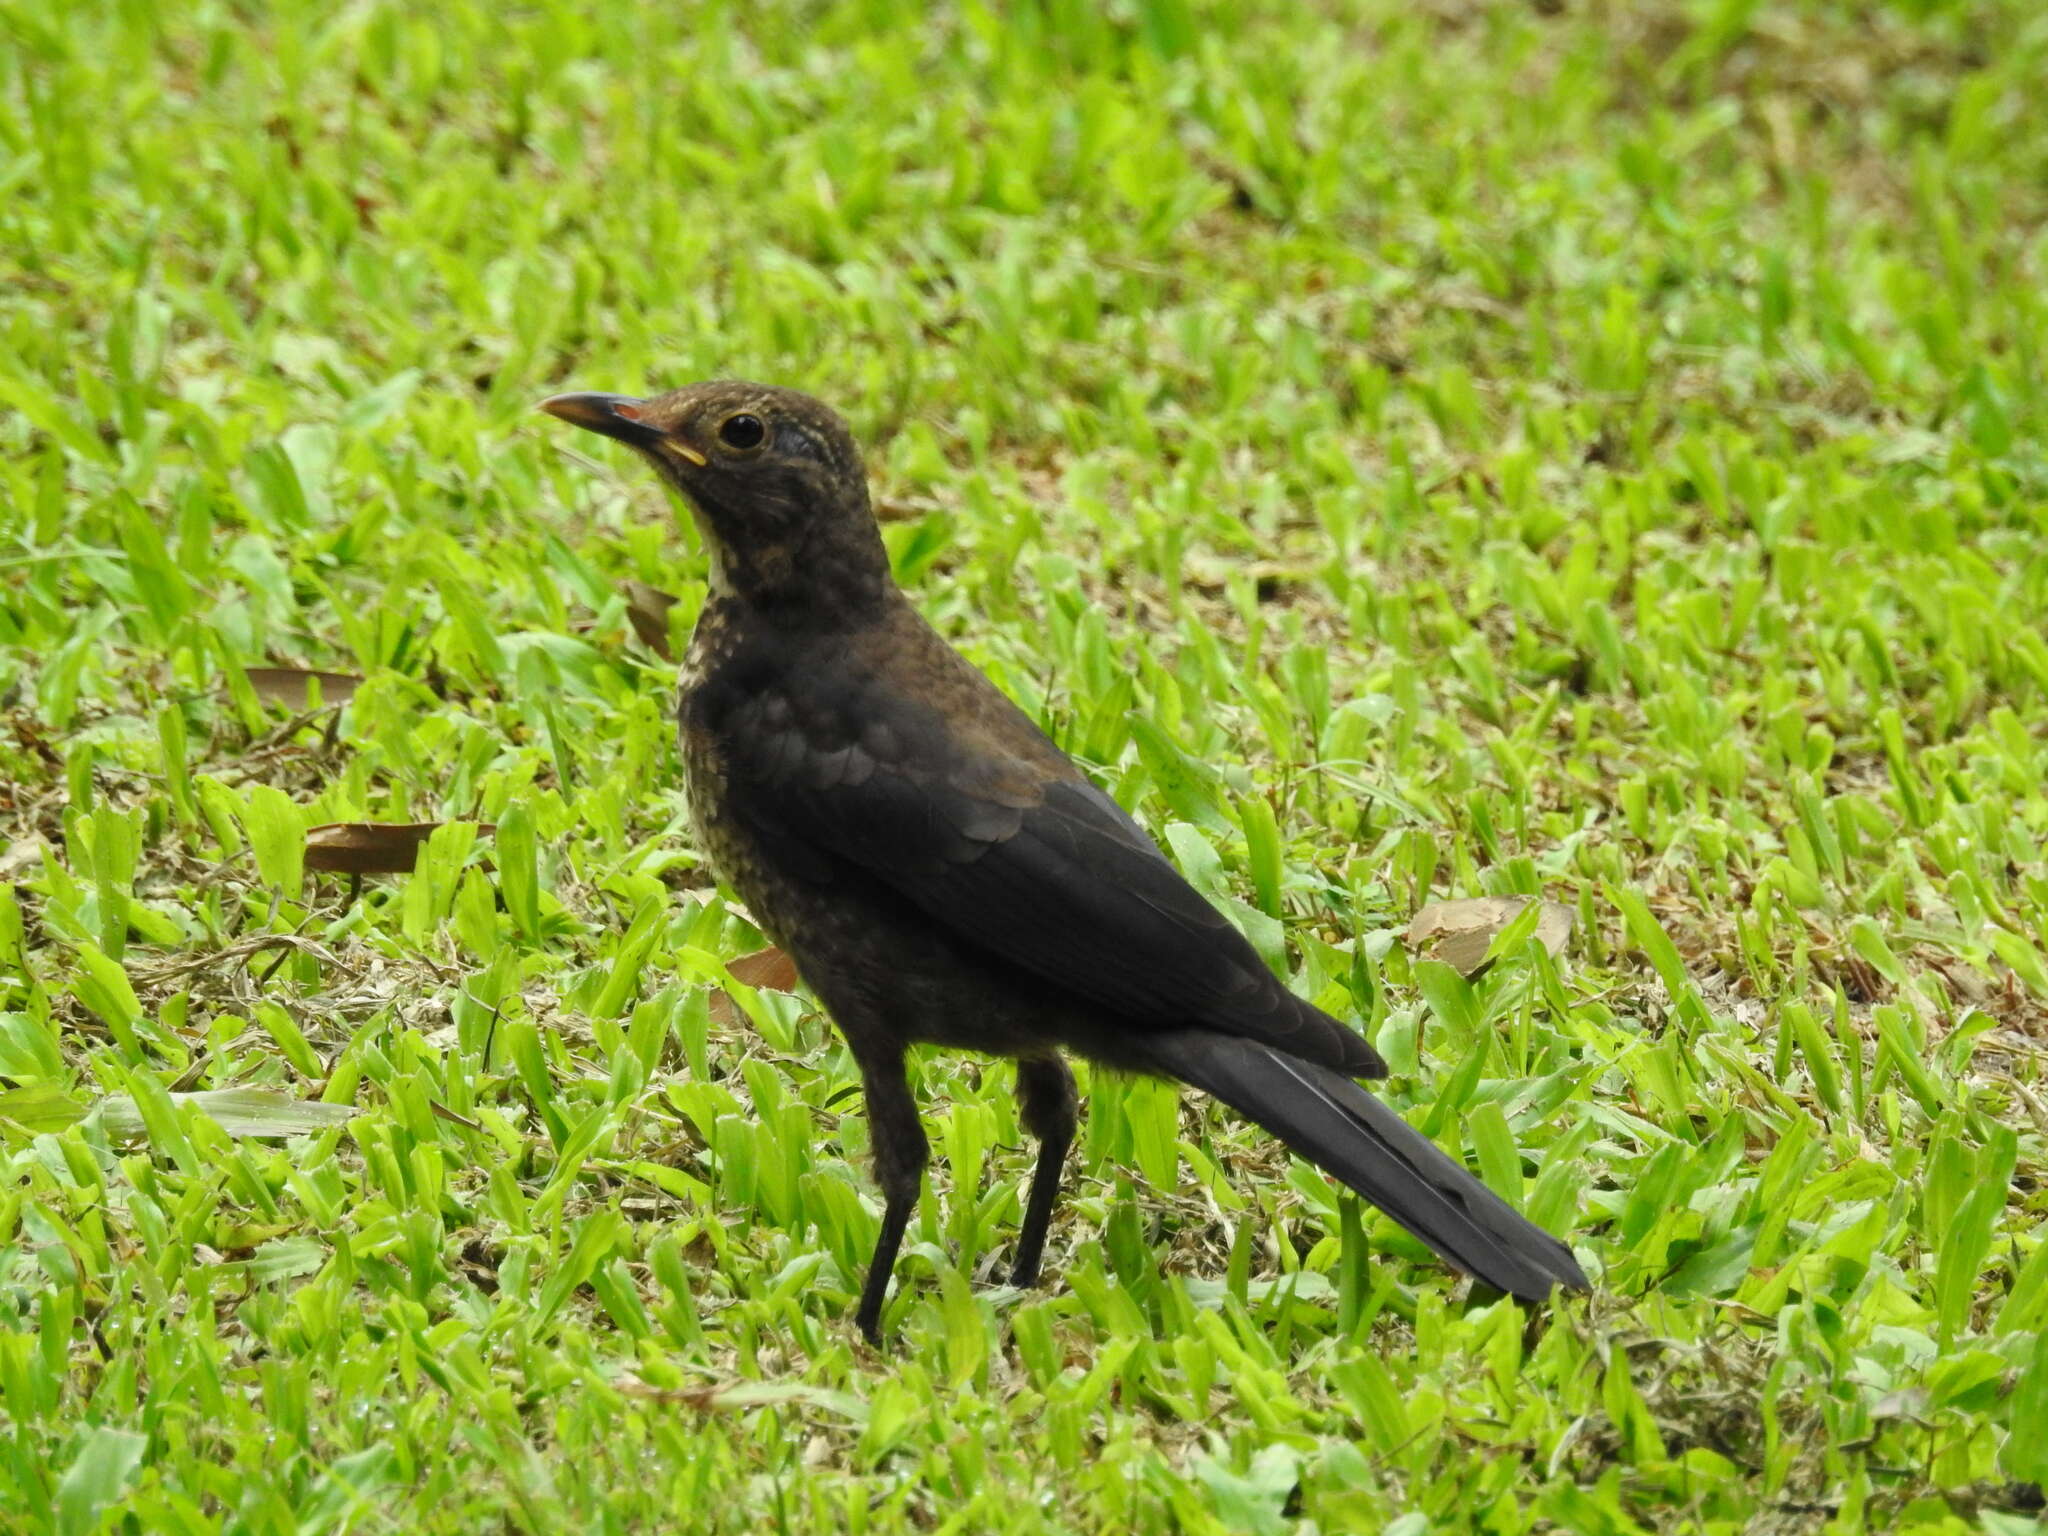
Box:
[99,1088,359,1140]
[709,945,800,1024]
[245,667,364,707]
[616,1375,866,1419]
[1405,895,1573,977]
[623,581,682,660]
[304,822,494,874]
[0,837,49,882]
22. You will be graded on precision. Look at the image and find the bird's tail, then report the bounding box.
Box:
[1136,1029,1588,1300]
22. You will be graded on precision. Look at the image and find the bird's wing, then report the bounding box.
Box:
[709,645,1384,1078]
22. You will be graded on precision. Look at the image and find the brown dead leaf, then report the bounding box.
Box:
[1405,895,1573,978]
[245,667,363,707]
[623,581,682,660]
[709,945,800,1024]
[615,1375,865,1419]
[6,713,63,768]
[304,822,494,874]
[873,495,947,523]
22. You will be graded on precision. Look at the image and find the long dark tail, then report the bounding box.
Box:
[1136,1029,1589,1300]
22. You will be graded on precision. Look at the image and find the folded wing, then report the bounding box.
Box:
[710,657,1384,1078]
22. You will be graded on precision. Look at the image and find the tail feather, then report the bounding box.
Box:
[1139,1028,1588,1300]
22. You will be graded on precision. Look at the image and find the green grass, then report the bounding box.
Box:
[5,0,2048,1529]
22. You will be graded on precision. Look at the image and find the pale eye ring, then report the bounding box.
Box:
[718,413,766,452]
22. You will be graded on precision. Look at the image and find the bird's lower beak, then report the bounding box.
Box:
[539,392,663,448]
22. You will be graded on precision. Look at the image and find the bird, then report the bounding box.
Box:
[541,380,1590,1342]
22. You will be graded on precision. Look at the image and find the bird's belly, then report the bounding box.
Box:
[679,723,1086,1060]
[678,733,806,944]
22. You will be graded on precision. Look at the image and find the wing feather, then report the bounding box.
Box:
[711,657,1384,1077]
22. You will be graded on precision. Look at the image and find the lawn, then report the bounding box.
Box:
[4,0,2048,1530]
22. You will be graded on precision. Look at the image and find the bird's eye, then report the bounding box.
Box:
[718,413,767,452]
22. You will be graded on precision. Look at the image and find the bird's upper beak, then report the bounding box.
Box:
[539,392,668,451]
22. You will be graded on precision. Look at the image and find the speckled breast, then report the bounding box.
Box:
[674,610,804,951]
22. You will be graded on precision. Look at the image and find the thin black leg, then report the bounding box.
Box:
[851,1048,928,1345]
[855,1192,914,1345]
[1010,1055,1077,1289]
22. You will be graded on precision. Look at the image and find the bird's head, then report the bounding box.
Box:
[541,380,890,620]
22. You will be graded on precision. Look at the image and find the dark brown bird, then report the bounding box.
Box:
[542,380,1590,1341]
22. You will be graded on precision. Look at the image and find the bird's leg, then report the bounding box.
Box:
[853,1049,928,1345]
[1009,1055,1078,1289]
